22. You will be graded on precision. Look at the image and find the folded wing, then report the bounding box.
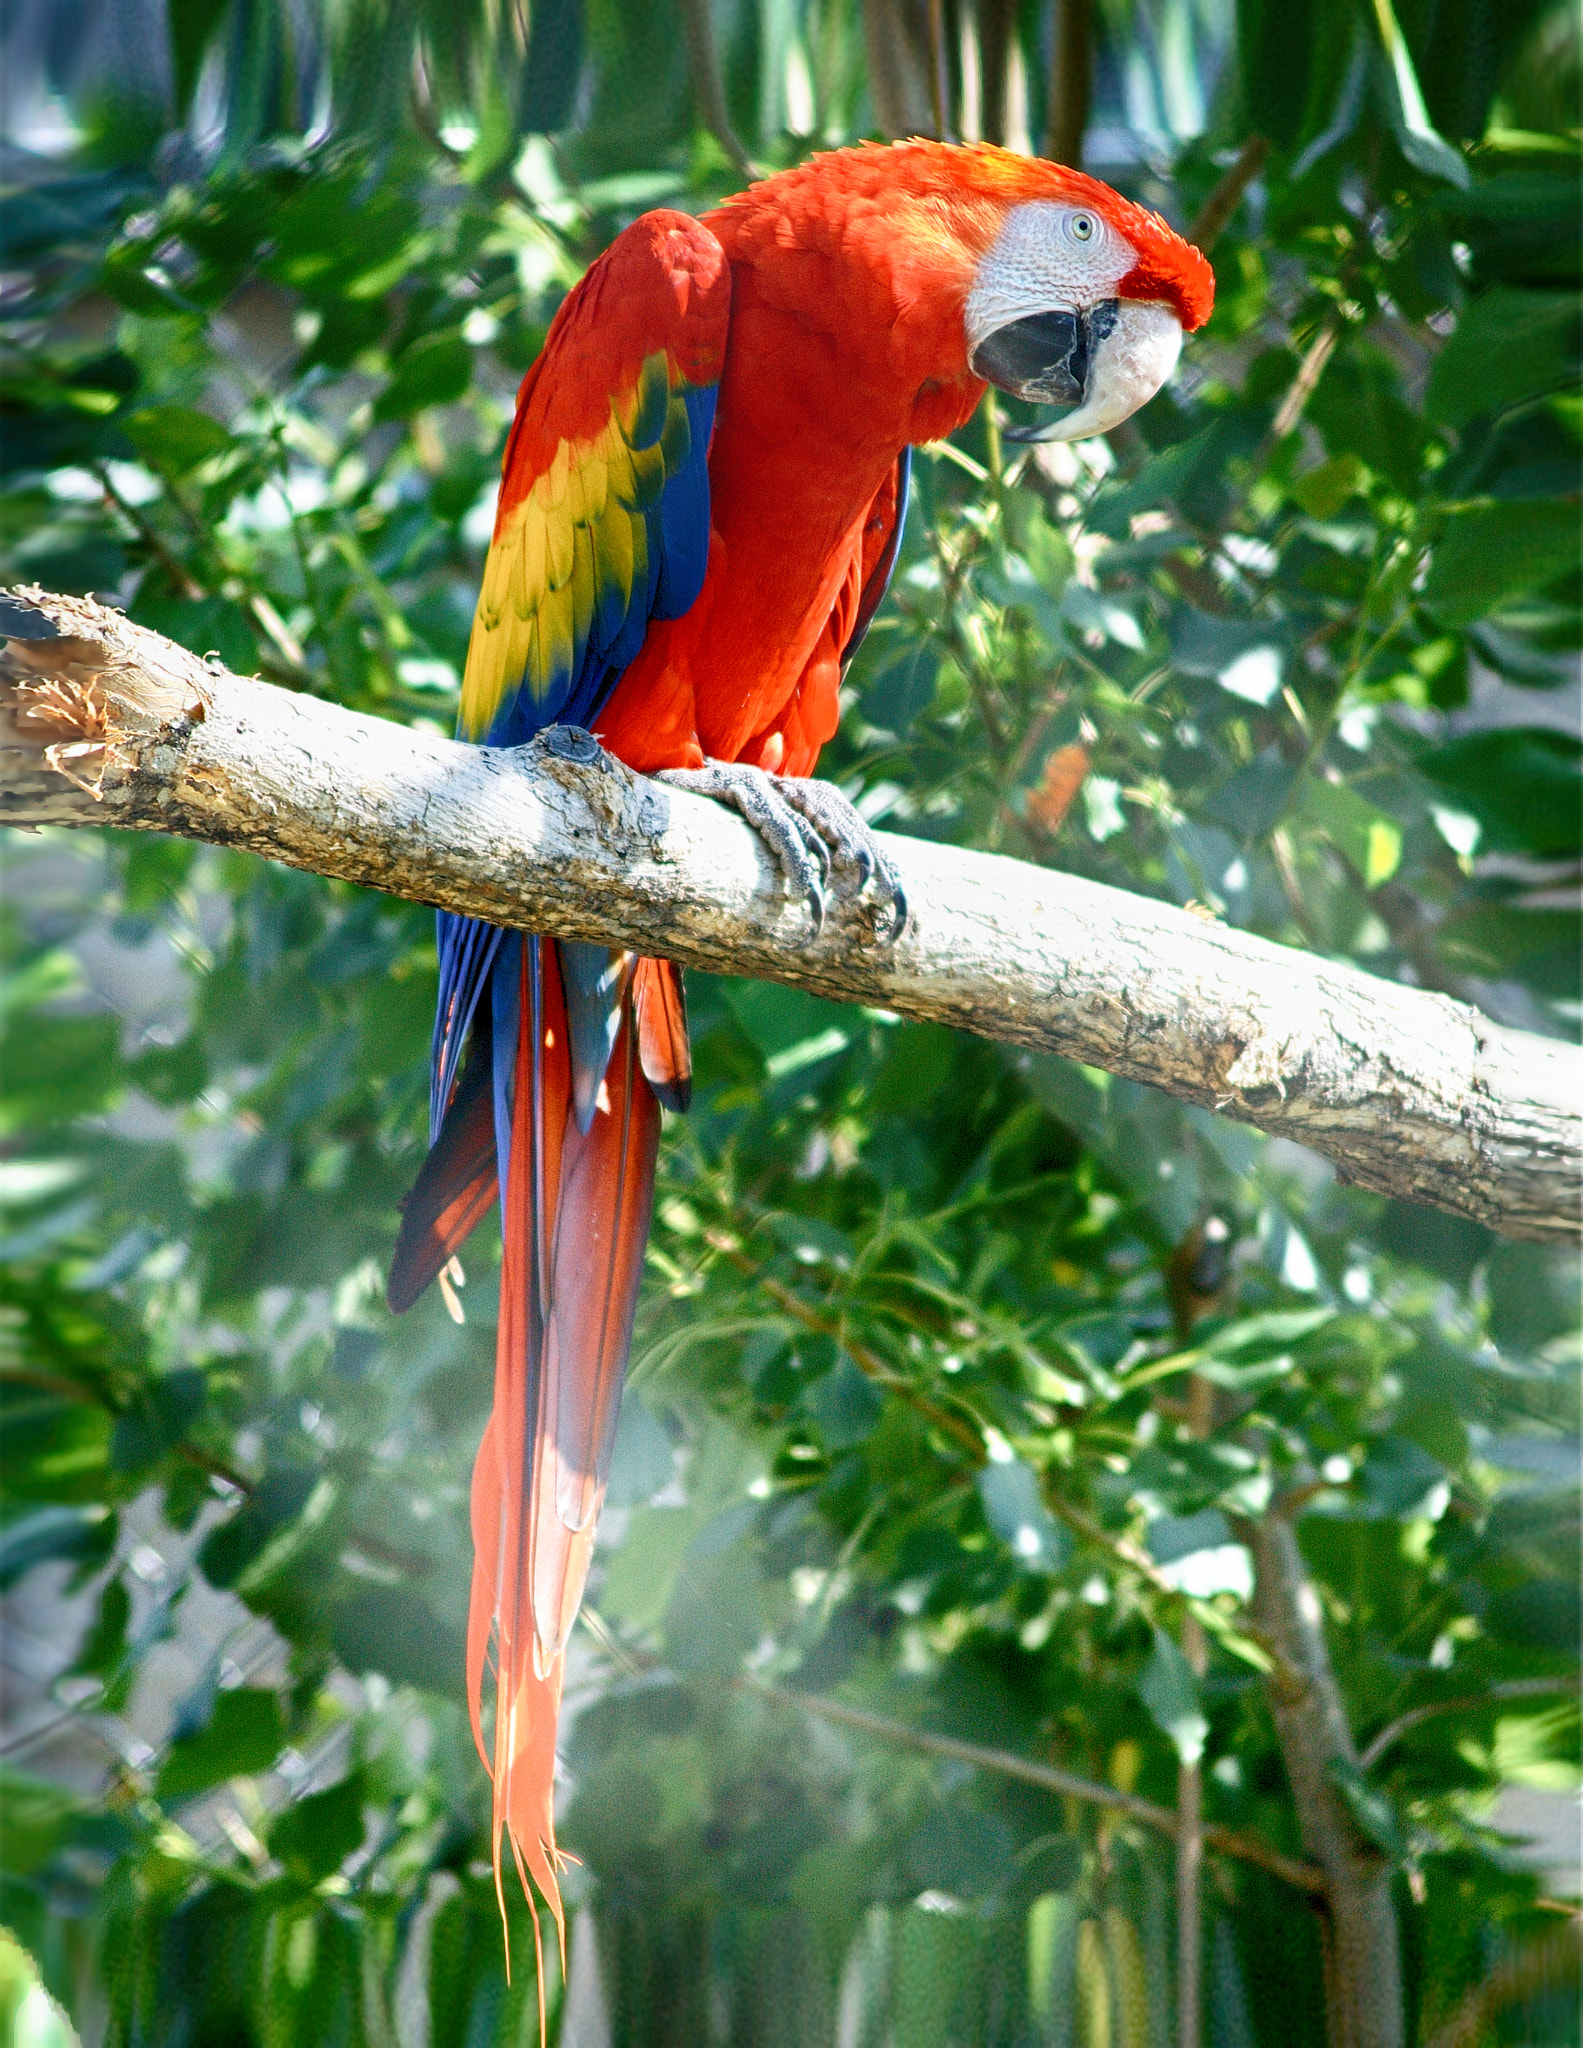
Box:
[388,210,729,2013]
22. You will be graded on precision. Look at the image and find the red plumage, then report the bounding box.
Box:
[389,139,1213,1999]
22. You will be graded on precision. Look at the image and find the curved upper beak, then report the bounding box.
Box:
[969,298,1184,444]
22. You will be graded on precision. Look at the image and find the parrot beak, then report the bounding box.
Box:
[971,298,1183,444]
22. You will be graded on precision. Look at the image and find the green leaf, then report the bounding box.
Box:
[1027,1892,1081,2037]
[1327,1759,1407,1862]
[893,1900,982,2048]
[663,1514,763,1674]
[199,1468,318,1591]
[371,335,472,421]
[122,405,232,477]
[1426,288,1583,428]
[1137,1628,1207,1765]
[1358,1433,1445,1516]
[167,0,231,118]
[100,248,193,317]
[111,1367,206,1474]
[1438,907,1581,998]
[860,637,940,733]
[977,1455,1066,1573]
[1199,750,1300,841]
[71,1574,130,1683]
[328,1584,466,1694]
[268,1772,367,1884]
[904,1804,1015,1901]
[1172,610,1286,703]
[519,0,586,133]
[808,1356,884,1451]
[1418,728,1582,860]
[1300,780,1402,885]
[1202,1308,1336,1357]
[1423,499,1581,627]
[1371,0,1469,189]
[1289,453,1368,518]
[156,1686,285,1802]
[0,1505,115,1590]
[604,1390,675,1506]
[1196,1351,1296,1391]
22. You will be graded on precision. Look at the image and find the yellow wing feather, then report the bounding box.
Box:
[458,353,701,741]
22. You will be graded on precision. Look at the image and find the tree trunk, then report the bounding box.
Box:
[1244,1514,1404,2048]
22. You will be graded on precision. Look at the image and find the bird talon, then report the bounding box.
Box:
[774,775,907,940]
[652,764,906,937]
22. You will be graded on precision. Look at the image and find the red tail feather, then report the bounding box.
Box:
[633,956,691,1111]
[387,1018,498,1315]
[468,940,663,2011]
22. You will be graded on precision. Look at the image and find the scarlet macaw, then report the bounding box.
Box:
[386,139,1212,1985]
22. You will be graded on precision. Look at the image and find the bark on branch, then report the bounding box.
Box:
[3,587,1577,1244]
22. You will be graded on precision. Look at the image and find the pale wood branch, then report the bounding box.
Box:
[2,587,1578,1244]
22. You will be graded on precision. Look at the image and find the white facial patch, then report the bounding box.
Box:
[964,201,1136,361]
[1037,298,1183,442]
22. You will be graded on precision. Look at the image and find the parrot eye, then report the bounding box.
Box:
[1066,212,1097,244]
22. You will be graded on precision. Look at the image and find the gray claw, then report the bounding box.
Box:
[775,778,908,938]
[656,762,827,927]
[655,762,907,939]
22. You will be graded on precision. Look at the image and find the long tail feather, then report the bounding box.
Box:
[632,956,691,1111]
[468,936,664,1998]
[388,1004,498,1314]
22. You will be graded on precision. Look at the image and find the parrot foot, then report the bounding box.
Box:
[655,763,905,937]
[774,776,907,936]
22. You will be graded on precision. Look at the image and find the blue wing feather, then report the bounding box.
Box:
[430,374,717,1166]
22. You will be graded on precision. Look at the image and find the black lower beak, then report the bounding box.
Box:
[970,300,1119,425]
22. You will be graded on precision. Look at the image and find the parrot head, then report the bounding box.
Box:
[956,155,1215,442]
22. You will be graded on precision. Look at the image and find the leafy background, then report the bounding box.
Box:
[1,1,1578,2042]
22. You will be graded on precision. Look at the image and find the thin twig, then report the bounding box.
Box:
[1270,311,1343,444]
[97,468,204,601]
[678,0,758,180]
[1359,1677,1577,1773]
[1187,137,1271,254]
[734,1675,1327,1894]
[578,1609,1320,1892]
[1418,1918,1582,2048]
[709,1234,986,1458]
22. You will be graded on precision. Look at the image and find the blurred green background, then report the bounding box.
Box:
[1,1,1578,2042]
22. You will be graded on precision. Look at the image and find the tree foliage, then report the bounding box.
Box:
[2,2,1578,2042]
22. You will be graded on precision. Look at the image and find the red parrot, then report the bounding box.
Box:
[387,139,1212,1994]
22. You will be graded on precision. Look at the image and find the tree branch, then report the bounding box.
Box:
[1187,136,1271,254]
[580,1607,1328,1898]
[733,1675,1326,1893]
[3,587,1577,1244]
[1358,1676,1577,1773]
